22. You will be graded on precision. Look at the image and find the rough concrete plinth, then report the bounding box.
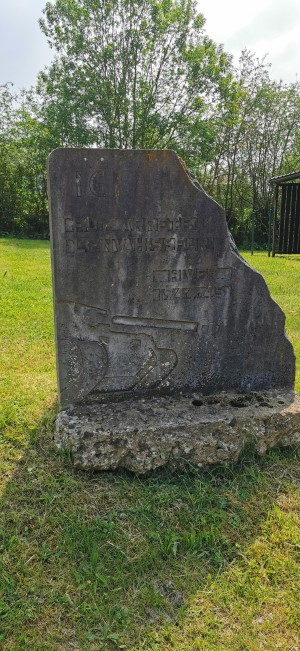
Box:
[55,391,300,474]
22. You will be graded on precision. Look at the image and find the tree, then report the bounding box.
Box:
[37,0,231,151]
[0,84,22,234]
[195,50,300,244]
[0,86,54,236]
[2,3,300,242]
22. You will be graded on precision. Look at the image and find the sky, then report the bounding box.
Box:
[0,0,299,92]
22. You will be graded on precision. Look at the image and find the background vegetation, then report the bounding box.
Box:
[1,0,300,243]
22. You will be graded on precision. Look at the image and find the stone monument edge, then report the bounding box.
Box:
[47,147,296,406]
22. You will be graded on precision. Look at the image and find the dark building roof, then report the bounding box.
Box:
[269,171,300,184]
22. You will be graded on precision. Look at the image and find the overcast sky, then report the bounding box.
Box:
[0,0,299,92]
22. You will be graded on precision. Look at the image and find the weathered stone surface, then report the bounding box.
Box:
[48,148,298,472]
[55,391,300,473]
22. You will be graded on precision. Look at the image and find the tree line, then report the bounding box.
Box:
[1,0,299,244]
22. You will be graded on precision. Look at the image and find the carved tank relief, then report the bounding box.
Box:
[58,302,182,403]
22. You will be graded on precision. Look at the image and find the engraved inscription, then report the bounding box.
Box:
[89,170,106,197]
[121,215,197,232]
[66,239,75,254]
[63,209,206,255]
[64,214,199,234]
[153,286,229,301]
[65,237,202,254]
[153,268,232,285]
[152,267,232,301]
[65,218,75,233]
[75,172,81,197]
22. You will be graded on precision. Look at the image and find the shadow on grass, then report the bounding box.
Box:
[1,406,300,650]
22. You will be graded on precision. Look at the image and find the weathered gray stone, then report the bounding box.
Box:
[47,148,298,472]
[48,148,294,404]
[55,391,300,473]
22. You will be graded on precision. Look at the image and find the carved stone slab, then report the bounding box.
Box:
[48,148,295,412]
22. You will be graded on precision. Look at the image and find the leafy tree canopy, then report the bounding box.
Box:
[38,0,232,150]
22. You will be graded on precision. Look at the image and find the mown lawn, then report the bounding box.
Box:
[0,239,300,651]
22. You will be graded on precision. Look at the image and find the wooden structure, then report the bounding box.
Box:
[270,171,300,256]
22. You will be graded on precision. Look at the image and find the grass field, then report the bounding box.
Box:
[0,238,300,650]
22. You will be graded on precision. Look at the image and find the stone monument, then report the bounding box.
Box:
[48,149,300,472]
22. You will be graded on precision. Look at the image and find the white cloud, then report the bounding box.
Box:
[0,0,52,90]
[228,0,300,45]
[0,0,299,89]
[197,0,300,82]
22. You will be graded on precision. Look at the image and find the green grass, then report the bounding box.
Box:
[0,239,56,483]
[243,251,300,392]
[0,239,300,650]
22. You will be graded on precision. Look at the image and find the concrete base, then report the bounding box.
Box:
[55,391,300,474]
